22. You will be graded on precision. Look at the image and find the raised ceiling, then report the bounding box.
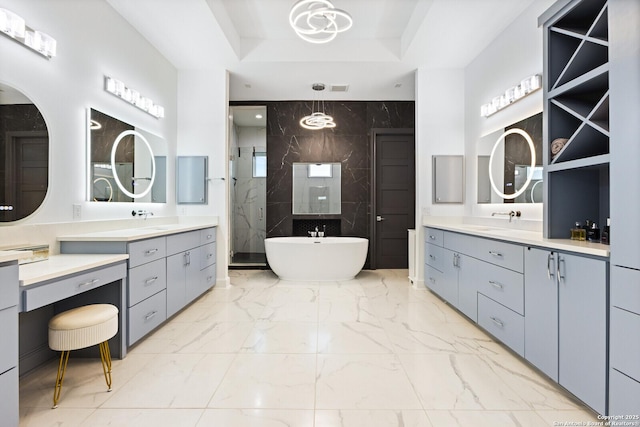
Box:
[106,0,537,101]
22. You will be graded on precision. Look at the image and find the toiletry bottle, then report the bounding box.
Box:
[589,222,600,243]
[571,221,586,241]
[570,222,581,240]
[601,218,610,245]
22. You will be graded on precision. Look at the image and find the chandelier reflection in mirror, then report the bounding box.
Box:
[289,0,352,44]
[300,83,336,130]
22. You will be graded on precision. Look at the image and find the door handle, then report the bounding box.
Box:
[376,215,385,222]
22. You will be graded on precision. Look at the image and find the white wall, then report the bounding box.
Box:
[0,0,177,225]
[464,0,556,221]
[176,69,230,284]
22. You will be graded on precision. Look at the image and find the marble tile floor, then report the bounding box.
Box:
[19,269,600,427]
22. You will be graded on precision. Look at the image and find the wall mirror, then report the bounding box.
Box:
[477,112,542,204]
[0,82,49,222]
[292,162,341,214]
[88,108,166,203]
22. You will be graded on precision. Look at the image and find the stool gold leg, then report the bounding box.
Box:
[99,341,112,391]
[52,350,70,409]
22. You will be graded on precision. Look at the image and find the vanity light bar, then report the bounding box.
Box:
[480,74,541,118]
[0,8,57,58]
[104,76,165,119]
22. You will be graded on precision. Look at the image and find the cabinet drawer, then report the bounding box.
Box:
[166,231,200,256]
[612,266,640,315]
[424,227,444,247]
[200,227,216,245]
[425,242,447,272]
[128,290,167,345]
[128,237,166,268]
[22,262,127,312]
[476,263,524,315]
[611,307,640,380]
[187,264,216,303]
[0,306,17,374]
[128,258,167,307]
[0,367,18,427]
[0,264,18,310]
[445,232,523,273]
[478,294,524,356]
[424,264,457,305]
[200,243,216,269]
[609,368,640,416]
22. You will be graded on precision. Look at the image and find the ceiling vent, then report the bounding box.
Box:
[330,84,349,92]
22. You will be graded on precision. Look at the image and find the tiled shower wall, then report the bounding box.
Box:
[256,101,415,248]
[230,126,267,255]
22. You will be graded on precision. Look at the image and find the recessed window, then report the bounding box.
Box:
[308,163,332,178]
[253,152,266,178]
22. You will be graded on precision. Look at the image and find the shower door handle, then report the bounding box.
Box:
[376,216,385,222]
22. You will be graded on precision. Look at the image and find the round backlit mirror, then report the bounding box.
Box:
[0,82,49,222]
[488,128,536,200]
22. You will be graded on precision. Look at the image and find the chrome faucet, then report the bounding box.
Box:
[132,209,154,219]
[491,210,521,222]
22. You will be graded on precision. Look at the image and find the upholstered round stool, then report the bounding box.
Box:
[48,304,118,408]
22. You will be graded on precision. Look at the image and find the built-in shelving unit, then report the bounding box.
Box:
[543,0,609,238]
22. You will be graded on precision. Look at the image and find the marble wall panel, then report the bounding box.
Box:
[233,100,415,268]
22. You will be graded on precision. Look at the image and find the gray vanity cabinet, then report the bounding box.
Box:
[424,228,458,307]
[525,247,608,415]
[166,231,201,318]
[127,238,168,345]
[609,266,640,414]
[0,262,19,427]
[609,0,640,415]
[60,226,217,347]
[524,247,558,381]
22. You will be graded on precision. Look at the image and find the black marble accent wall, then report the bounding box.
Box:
[230,100,414,262]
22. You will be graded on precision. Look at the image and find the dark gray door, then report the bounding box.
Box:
[373,131,415,269]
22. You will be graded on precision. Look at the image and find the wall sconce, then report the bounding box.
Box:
[0,8,57,58]
[104,76,165,119]
[481,74,541,117]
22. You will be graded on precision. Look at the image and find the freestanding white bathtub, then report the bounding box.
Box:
[265,237,368,281]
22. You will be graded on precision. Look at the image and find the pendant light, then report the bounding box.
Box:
[289,0,353,44]
[300,83,336,130]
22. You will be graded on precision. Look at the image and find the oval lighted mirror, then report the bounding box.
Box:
[477,112,542,204]
[88,108,166,203]
[0,82,49,222]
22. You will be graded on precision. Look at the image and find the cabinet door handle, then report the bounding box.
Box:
[145,248,158,255]
[207,253,213,259]
[207,275,214,282]
[490,316,504,328]
[489,281,504,290]
[429,254,436,260]
[429,277,436,284]
[488,251,503,258]
[429,235,437,240]
[557,256,565,283]
[78,278,99,288]
[206,234,213,240]
[184,251,191,266]
[144,310,158,321]
[547,252,555,279]
[144,276,158,286]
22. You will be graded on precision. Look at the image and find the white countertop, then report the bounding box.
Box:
[423,217,610,258]
[57,220,218,242]
[19,254,129,286]
[0,250,33,263]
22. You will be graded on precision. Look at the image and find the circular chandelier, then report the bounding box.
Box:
[289,0,353,44]
[300,83,336,130]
